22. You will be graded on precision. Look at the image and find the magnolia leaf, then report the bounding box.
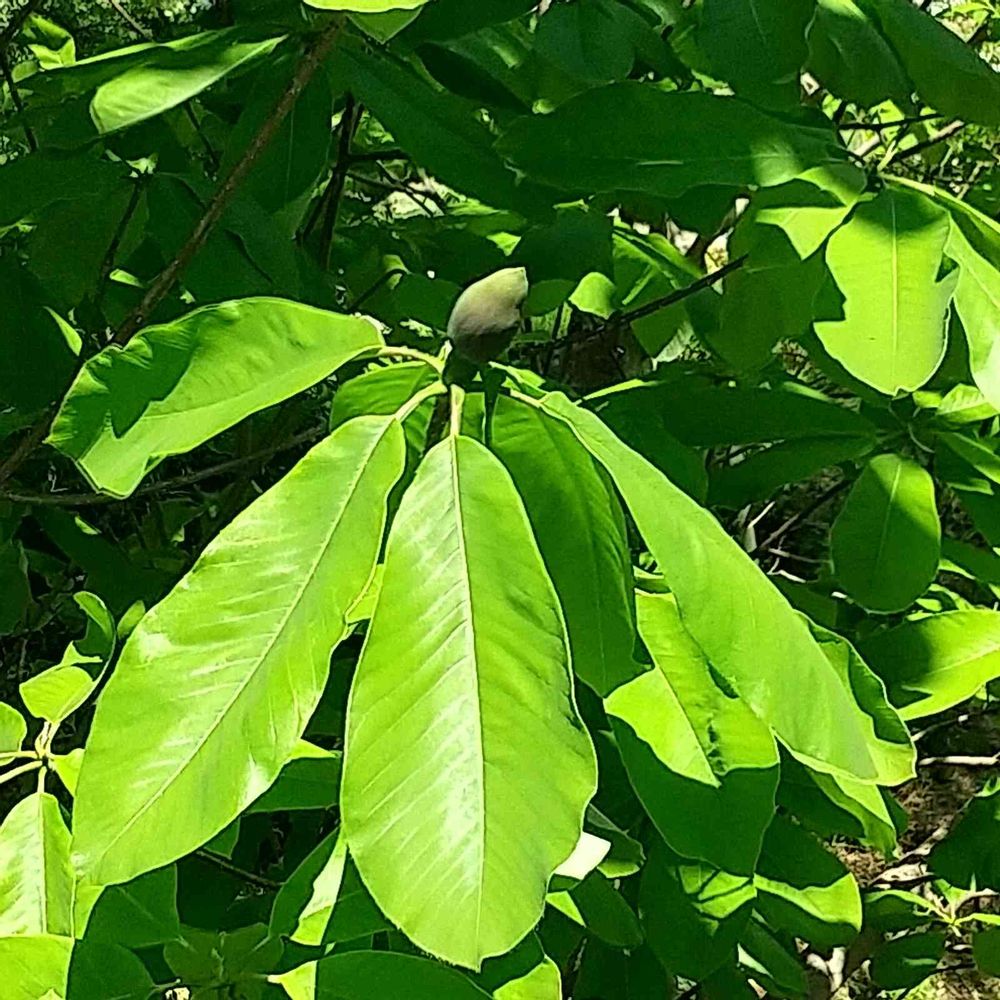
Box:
[0,703,27,754]
[342,434,597,969]
[72,418,406,884]
[49,299,384,498]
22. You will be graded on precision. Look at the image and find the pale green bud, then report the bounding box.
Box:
[447,267,529,363]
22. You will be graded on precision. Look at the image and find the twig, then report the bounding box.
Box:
[112,18,344,346]
[96,174,146,307]
[0,426,325,506]
[619,255,747,325]
[319,93,358,267]
[917,753,999,768]
[349,171,437,215]
[105,0,147,38]
[349,266,407,311]
[0,50,34,149]
[885,121,965,166]
[751,479,848,555]
[0,415,52,489]
[348,148,407,163]
[838,113,941,131]
[195,850,281,891]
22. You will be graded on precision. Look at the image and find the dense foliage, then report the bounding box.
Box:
[0,0,999,997]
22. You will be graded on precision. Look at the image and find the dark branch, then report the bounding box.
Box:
[0,0,43,52]
[885,120,965,165]
[112,18,343,346]
[620,254,747,324]
[0,50,35,150]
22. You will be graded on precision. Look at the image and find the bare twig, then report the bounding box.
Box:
[0,426,325,506]
[96,174,146,306]
[885,120,965,166]
[349,266,407,311]
[195,850,281,891]
[620,255,747,325]
[917,753,1000,768]
[751,479,848,555]
[0,50,34,149]
[318,93,358,266]
[113,18,343,346]
[105,0,147,38]
[838,113,941,132]
[0,416,51,489]
[348,147,407,163]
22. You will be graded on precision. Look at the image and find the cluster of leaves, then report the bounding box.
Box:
[0,0,1000,997]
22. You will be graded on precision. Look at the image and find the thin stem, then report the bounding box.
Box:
[0,51,35,149]
[449,384,466,438]
[619,255,747,324]
[0,759,42,787]
[105,0,147,38]
[349,267,407,311]
[0,425,325,506]
[348,148,407,163]
[378,345,443,372]
[0,414,52,490]
[917,754,1000,768]
[394,381,446,422]
[318,93,358,267]
[96,174,146,308]
[885,120,965,166]
[195,850,281,891]
[113,18,344,345]
[751,479,848,555]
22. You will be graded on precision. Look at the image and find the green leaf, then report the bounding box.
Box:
[534,392,883,782]
[863,0,1000,126]
[870,931,945,990]
[831,454,940,613]
[0,538,30,638]
[342,434,597,969]
[930,782,1000,890]
[247,741,342,813]
[89,30,283,134]
[738,919,809,997]
[479,934,561,1000]
[77,867,180,948]
[51,750,83,798]
[0,793,74,937]
[607,591,779,875]
[72,417,406,885]
[698,0,813,104]
[973,927,1000,976]
[20,666,94,725]
[861,610,1000,720]
[754,815,862,948]
[547,872,642,949]
[807,0,911,107]
[0,935,72,1000]
[66,940,155,1000]
[491,396,638,697]
[49,298,384,498]
[816,186,955,396]
[534,0,636,84]
[271,829,348,946]
[331,40,547,214]
[0,704,27,754]
[496,84,846,199]
[639,839,755,981]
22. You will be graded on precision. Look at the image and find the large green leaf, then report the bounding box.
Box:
[0,935,72,1000]
[491,396,638,696]
[862,0,1000,127]
[0,793,74,938]
[531,392,883,782]
[929,781,1000,890]
[815,186,955,396]
[606,591,778,874]
[307,0,430,8]
[698,0,813,104]
[639,838,755,981]
[77,868,180,948]
[831,453,940,613]
[547,872,642,949]
[48,298,384,498]
[807,0,911,107]
[754,815,862,948]
[342,434,597,969]
[496,84,846,199]
[89,30,283,134]
[861,610,1000,720]
[73,417,406,884]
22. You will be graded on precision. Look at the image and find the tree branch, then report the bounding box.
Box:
[0,0,43,53]
[0,50,35,150]
[917,753,1000,768]
[195,850,281,891]
[619,255,747,325]
[112,18,343,346]
[885,120,965,166]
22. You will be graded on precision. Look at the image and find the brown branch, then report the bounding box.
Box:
[105,0,148,38]
[838,113,942,132]
[0,426,324,506]
[348,147,407,163]
[195,850,281,891]
[0,50,34,150]
[619,255,747,325]
[751,479,849,555]
[0,416,51,490]
[885,120,965,165]
[319,93,358,267]
[112,18,343,346]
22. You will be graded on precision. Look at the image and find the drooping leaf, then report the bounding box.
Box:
[639,838,755,981]
[533,392,883,782]
[89,30,283,134]
[48,298,384,498]
[831,453,940,613]
[869,932,946,990]
[547,871,642,949]
[497,84,846,200]
[861,610,1000,720]
[73,417,406,885]
[815,186,955,396]
[754,815,862,948]
[862,0,1000,126]
[806,0,911,107]
[342,433,597,969]
[929,781,1000,890]
[698,0,814,104]
[606,591,779,875]
[0,793,74,937]
[491,396,638,696]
